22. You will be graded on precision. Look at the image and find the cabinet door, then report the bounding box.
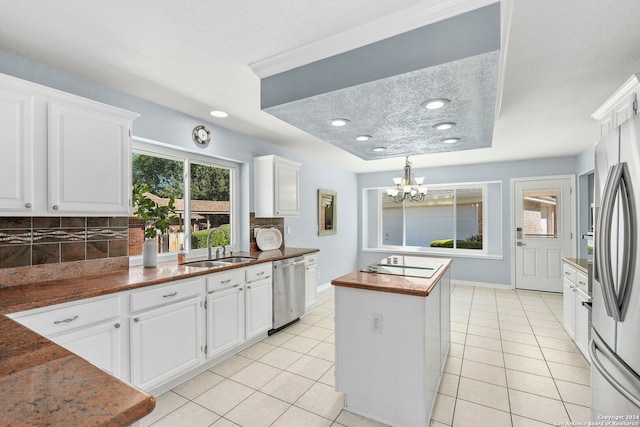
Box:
[245,279,272,340]
[206,286,245,359]
[130,296,203,391]
[575,291,591,361]
[53,319,123,377]
[274,160,299,216]
[304,263,317,313]
[48,101,133,215]
[562,278,576,338]
[0,86,34,213]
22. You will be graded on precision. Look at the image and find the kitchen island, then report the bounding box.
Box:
[331,256,451,427]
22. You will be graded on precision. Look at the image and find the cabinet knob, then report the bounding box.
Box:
[114,323,121,329]
[239,287,243,291]
[134,317,140,323]
[52,205,59,210]
[25,203,32,209]
[247,285,251,289]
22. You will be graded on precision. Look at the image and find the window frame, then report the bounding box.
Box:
[131,137,239,265]
[362,181,502,259]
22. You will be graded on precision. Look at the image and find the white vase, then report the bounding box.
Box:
[142,238,157,268]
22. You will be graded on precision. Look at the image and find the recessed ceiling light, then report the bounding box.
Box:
[372,146,387,152]
[330,118,350,127]
[422,98,450,110]
[356,135,372,141]
[210,110,228,118]
[442,138,460,144]
[433,122,456,130]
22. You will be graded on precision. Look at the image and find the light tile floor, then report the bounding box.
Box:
[140,284,591,427]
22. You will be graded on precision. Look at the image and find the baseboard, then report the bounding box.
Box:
[451,279,513,290]
[317,282,332,294]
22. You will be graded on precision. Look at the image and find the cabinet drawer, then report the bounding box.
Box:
[562,263,577,284]
[131,277,202,313]
[304,254,318,266]
[576,271,589,293]
[246,263,272,283]
[14,295,120,336]
[206,269,244,293]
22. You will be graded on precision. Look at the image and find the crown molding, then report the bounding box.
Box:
[249,0,499,78]
[591,73,640,120]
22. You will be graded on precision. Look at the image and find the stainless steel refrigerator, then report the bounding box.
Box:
[592,111,640,418]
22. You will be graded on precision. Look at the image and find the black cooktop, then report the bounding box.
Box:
[361,256,443,279]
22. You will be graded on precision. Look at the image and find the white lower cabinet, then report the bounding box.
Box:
[245,278,272,340]
[129,277,204,391]
[304,254,318,313]
[562,261,591,361]
[54,319,123,377]
[8,294,124,376]
[10,260,281,392]
[130,294,204,391]
[205,270,245,359]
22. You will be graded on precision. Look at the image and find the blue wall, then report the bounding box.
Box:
[358,156,590,286]
[0,49,359,286]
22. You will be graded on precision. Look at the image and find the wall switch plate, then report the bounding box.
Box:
[371,313,383,333]
[287,226,291,234]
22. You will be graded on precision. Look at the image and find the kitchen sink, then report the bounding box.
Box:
[183,256,257,268]
[183,260,230,268]
[216,256,258,263]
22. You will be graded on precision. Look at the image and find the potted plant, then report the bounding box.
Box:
[132,184,177,267]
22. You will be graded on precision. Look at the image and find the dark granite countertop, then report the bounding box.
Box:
[0,247,318,426]
[331,257,452,297]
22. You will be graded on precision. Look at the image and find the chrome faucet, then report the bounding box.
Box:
[206,227,228,260]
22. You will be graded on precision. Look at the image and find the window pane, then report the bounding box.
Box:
[409,189,454,247]
[190,162,231,250]
[381,193,403,245]
[456,188,483,249]
[523,190,559,238]
[130,152,184,255]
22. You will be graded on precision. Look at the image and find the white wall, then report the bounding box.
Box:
[0,49,358,285]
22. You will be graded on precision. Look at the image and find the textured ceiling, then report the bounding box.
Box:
[1,0,640,172]
[264,51,499,160]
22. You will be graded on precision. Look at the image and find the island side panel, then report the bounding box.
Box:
[440,268,451,372]
[335,285,440,427]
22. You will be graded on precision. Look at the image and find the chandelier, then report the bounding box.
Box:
[385,157,427,203]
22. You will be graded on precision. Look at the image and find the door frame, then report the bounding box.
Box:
[510,174,577,290]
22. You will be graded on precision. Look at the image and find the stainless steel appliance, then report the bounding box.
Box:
[271,256,306,333]
[592,111,640,418]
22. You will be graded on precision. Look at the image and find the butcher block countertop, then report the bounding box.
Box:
[0,247,318,427]
[332,256,452,297]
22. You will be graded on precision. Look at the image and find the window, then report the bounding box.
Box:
[363,181,501,257]
[130,139,236,258]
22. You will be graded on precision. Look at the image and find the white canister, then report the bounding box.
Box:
[142,238,158,268]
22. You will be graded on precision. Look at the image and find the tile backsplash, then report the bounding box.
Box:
[249,213,285,251]
[0,216,128,269]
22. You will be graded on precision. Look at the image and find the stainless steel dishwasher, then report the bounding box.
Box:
[270,256,306,333]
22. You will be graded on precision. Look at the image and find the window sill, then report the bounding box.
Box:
[362,246,503,260]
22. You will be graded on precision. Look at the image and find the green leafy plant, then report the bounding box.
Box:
[191,226,231,250]
[132,184,177,239]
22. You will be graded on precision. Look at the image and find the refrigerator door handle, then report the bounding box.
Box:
[616,162,636,320]
[596,163,623,320]
[590,330,640,409]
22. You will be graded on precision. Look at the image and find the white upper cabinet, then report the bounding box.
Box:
[254,155,300,217]
[592,74,640,138]
[0,72,138,216]
[0,81,34,212]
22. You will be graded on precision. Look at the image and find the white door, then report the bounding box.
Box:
[245,279,272,340]
[130,296,203,391]
[206,286,245,359]
[513,176,574,292]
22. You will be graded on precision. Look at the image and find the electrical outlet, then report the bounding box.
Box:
[371,313,383,333]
